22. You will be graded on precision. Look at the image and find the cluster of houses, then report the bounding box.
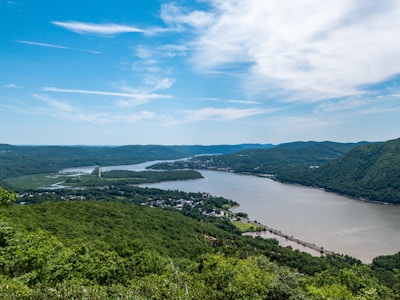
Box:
[17,190,230,219]
[140,193,228,218]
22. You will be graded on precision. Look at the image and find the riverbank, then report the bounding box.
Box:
[51,161,400,263]
[143,169,400,263]
[239,171,400,207]
[236,219,333,257]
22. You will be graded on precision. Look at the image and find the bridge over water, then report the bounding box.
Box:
[247,220,334,256]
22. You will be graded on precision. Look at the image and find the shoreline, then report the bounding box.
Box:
[233,171,400,207]
[239,219,334,258]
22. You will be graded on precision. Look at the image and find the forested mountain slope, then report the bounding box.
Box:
[278,138,400,204]
[0,200,398,299]
[0,200,353,273]
[152,141,367,174]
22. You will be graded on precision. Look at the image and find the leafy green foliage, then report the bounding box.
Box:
[0,201,221,258]
[0,201,361,273]
[0,221,396,299]
[16,183,241,234]
[100,169,203,183]
[0,187,16,207]
[371,252,400,287]
[305,266,393,299]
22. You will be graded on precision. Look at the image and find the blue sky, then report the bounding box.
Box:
[1,0,400,145]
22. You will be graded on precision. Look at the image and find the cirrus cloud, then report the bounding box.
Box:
[17,40,102,54]
[52,21,145,35]
[3,83,23,89]
[183,106,269,122]
[52,20,175,36]
[32,94,156,124]
[41,86,173,107]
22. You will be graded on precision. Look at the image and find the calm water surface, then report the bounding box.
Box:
[143,170,400,263]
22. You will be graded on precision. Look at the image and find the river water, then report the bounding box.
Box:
[142,170,400,263]
[62,162,400,263]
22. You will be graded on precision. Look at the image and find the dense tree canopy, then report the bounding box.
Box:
[0,187,15,207]
[0,199,398,299]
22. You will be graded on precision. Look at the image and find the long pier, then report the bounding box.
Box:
[247,220,334,256]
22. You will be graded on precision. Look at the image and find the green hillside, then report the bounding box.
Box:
[0,201,341,271]
[151,141,366,174]
[0,199,398,299]
[0,201,232,258]
[278,138,400,204]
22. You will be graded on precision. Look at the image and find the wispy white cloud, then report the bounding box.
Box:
[42,86,156,98]
[116,111,156,123]
[314,93,400,116]
[135,44,187,62]
[160,3,215,28]
[3,83,23,88]
[162,0,400,102]
[42,86,172,107]
[314,99,365,113]
[227,99,261,105]
[158,44,188,57]
[135,45,154,60]
[200,97,220,102]
[143,76,175,91]
[182,107,269,122]
[377,93,400,99]
[17,40,101,54]
[52,21,145,35]
[33,93,85,121]
[129,43,185,96]
[52,21,172,36]
[32,94,156,124]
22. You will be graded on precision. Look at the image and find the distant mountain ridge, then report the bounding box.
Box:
[0,143,273,179]
[278,138,400,204]
[167,141,369,175]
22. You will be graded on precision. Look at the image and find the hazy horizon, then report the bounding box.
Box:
[2,139,384,147]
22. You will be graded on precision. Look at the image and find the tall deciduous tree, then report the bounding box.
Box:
[0,187,16,207]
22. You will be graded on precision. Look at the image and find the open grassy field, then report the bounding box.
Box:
[4,173,73,190]
[231,220,259,232]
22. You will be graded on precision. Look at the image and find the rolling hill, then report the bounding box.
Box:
[278,138,400,204]
[152,141,368,174]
